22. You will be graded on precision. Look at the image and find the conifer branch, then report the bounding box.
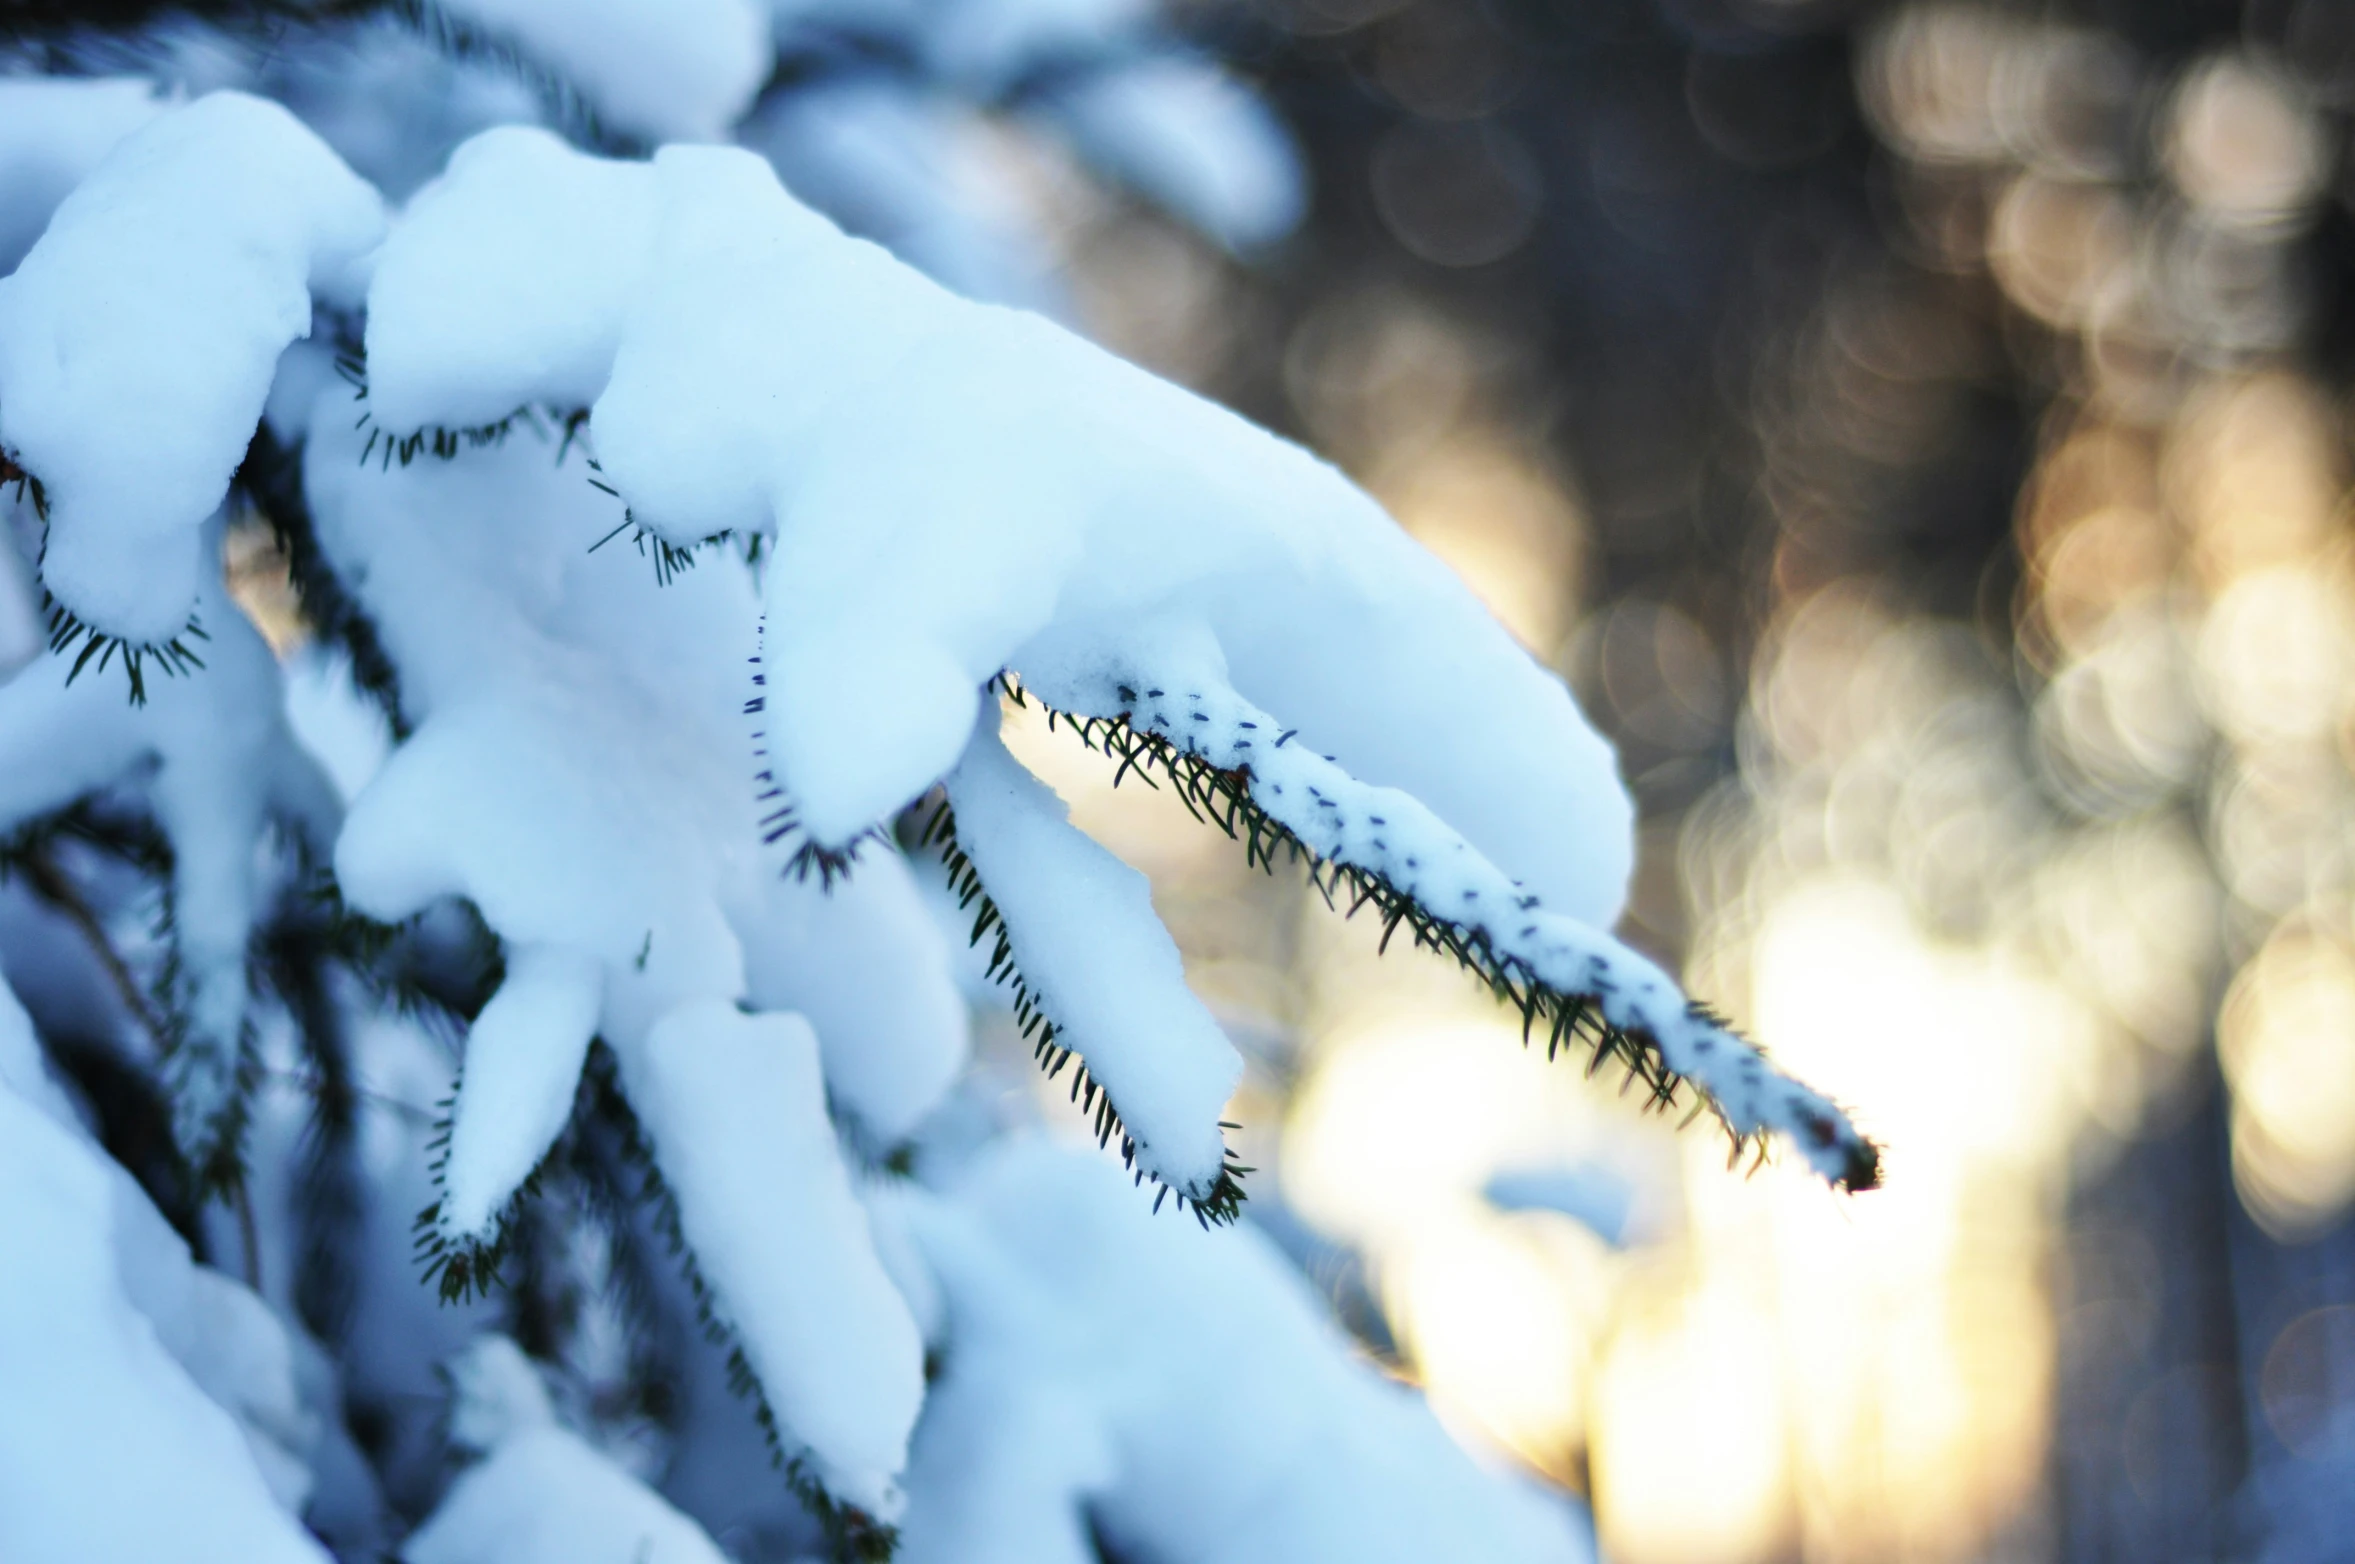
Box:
[336,350,589,472]
[333,356,749,590]
[745,618,883,888]
[2,804,258,1192]
[39,589,209,706]
[10,444,209,705]
[1,449,43,518]
[8,834,173,1048]
[379,0,637,154]
[414,1044,896,1560]
[560,1069,692,1434]
[568,1048,897,1563]
[582,505,734,589]
[238,424,411,734]
[912,791,1253,1227]
[256,908,366,1342]
[157,1008,262,1196]
[999,676,1882,1194]
[144,888,266,1198]
[312,895,502,1031]
[412,1091,551,1305]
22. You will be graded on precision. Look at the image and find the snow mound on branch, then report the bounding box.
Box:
[944,709,1240,1195]
[437,945,602,1240]
[437,0,769,144]
[307,423,756,1027]
[0,91,381,642]
[365,128,657,431]
[0,526,343,1165]
[0,978,333,1564]
[617,1002,925,1517]
[1016,650,1880,1189]
[302,412,954,1508]
[304,402,965,1132]
[894,1141,1592,1564]
[361,129,1633,928]
[738,848,971,1146]
[405,1336,732,1564]
[349,125,1855,1206]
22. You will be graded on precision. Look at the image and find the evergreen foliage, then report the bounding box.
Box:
[0,5,1875,1561]
[988,679,1881,1194]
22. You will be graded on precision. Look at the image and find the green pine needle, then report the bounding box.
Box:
[914,792,1254,1227]
[997,676,1881,1196]
[40,591,209,707]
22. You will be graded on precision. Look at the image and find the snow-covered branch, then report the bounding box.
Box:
[0,19,1872,1556]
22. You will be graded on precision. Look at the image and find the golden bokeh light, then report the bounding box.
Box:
[1283,1017,1565,1248]
[1016,10,2355,1558]
[1591,1277,1791,1564]
[2027,817,2220,1061]
[1861,4,2024,168]
[2029,504,2174,657]
[2219,928,2355,1238]
[1383,1212,1608,1478]
[2164,55,2329,229]
[2166,372,2343,586]
[2031,599,2207,813]
[1988,174,2135,328]
[1375,433,1585,655]
[2196,562,2355,748]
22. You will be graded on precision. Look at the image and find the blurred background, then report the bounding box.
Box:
[9,0,2351,1557]
[991,0,2355,1559]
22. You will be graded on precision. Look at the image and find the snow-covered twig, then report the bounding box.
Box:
[999,676,1881,1194]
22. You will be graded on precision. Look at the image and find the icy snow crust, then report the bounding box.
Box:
[0,92,382,643]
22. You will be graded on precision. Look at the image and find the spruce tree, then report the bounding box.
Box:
[0,5,1875,1560]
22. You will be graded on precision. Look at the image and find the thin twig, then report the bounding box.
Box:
[19,846,171,1045]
